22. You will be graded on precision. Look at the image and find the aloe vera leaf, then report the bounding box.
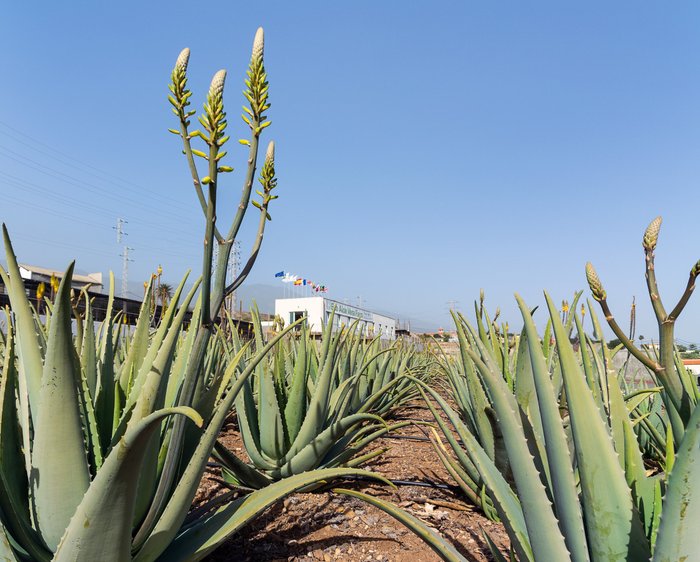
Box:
[52,407,202,562]
[272,413,384,478]
[275,328,343,466]
[129,279,200,523]
[0,227,42,436]
[165,297,202,416]
[161,469,389,562]
[213,441,273,489]
[255,349,285,460]
[80,295,98,400]
[94,272,116,451]
[415,382,534,562]
[462,339,572,561]
[625,388,661,413]
[235,381,279,472]
[453,312,495,460]
[516,294,590,562]
[544,291,651,561]
[249,308,283,450]
[125,274,193,412]
[652,399,700,561]
[0,325,51,561]
[134,318,305,560]
[31,263,91,550]
[335,488,467,562]
[117,280,154,392]
[0,522,18,561]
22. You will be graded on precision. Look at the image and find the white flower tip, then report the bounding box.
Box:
[209,69,227,97]
[175,48,190,72]
[252,27,264,60]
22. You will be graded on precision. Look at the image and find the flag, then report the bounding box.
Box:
[294,279,302,286]
[302,279,307,286]
[274,271,285,277]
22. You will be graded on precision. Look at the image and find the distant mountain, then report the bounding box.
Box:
[234,283,284,314]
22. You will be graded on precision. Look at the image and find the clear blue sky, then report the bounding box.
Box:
[1,2,700,340]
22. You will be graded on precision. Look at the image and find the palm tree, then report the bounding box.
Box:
[156,283,174,313]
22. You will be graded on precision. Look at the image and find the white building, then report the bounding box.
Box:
[275,297,396,340]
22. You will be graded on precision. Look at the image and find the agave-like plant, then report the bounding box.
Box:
[215,309,422,489]
[586,216,700,446]
[0,29,399,562]
[416,285,700,561]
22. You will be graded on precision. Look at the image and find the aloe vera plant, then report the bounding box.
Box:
[216,309,423,488]
[415,285,700,561]
[586,216,700,446]
[0,28,414,562]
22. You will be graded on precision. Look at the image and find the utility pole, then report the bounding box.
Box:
[228,240,241,317]
[115,218,133,299]
[120,246,134,298]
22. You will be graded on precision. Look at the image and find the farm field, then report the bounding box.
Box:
[3,10,700,562]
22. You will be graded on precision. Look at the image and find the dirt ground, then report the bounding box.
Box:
[198,402,510,562]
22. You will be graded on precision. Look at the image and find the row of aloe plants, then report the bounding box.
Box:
[387,217,699,561]
[213,309,431,489]
[0,29,417,562]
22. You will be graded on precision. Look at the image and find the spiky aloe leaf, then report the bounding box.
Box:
[462,329,572,562]
[516,294,589,562]
[0,323,51,561]
[251,307,285,459]
[134,318,305,561]
[544,291,651,561]
[651,399,700,561]
[31,263,91,551]
[271,413,384,478]
[414,381,533,561]
[0,227,42,449]
[335,488,467,562]
[94,272,117,452]
[80,293,98,400]
[117,278,155,392]
[52,406,202,561]
[160,469,390,562]
[215,441,274,489]
[284,322,308,443]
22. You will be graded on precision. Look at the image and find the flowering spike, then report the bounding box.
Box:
[209,70,227,100]
[175,48,190,73]
[252,27,264,61]
[586,262,606,302]
[643,216,662,251]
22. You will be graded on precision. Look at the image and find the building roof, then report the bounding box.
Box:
[682,359,700,365]
[19,263,103,288]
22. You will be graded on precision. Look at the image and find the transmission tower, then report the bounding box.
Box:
[114,217,128,244]
[227,241,241,316]
[120,246,134,298]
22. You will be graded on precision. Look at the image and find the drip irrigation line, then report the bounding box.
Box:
[205,462,458,492]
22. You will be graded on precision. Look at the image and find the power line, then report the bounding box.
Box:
[0,120,194,215]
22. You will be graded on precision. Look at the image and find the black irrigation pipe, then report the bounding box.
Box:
[204,463,457,491]
[379,433,468,448]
